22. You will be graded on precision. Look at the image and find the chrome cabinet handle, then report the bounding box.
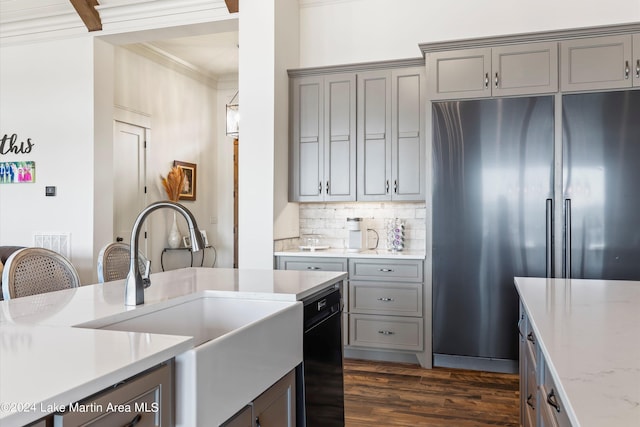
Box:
[377,297,395,302]
[385,180,389,193]
[326,181,330,194]
[256,416,262,427]
[307,266,321,270]
[318,182,322,194]
[625,60,630,79]
[393,180,398,193]
[495,72,499,88]
[378,268,394,272]
[378,330,395,335]
[636,59,640,78]
[484,72,489,88]
[547,389,561,413]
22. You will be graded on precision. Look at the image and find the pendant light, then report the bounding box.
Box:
[226,91,239,137]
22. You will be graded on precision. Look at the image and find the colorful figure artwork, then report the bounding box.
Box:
[0,161,36,184]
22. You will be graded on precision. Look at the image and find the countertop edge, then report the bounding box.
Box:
[514,277,581,427]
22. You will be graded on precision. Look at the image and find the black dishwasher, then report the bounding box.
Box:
[296,284,345,427]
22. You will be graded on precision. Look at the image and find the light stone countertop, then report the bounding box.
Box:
[514,277,640,427]
[0,267,347,426]
[274,248,426,260]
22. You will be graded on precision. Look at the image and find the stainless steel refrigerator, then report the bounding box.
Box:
[432,91,640,372]
[562,91,640,281]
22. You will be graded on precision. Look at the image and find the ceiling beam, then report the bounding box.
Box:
[69,0,102,32]
[225,0,239,13]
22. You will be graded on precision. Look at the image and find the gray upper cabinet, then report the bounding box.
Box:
[428,48,491,100]
[290,73,356,202]
[492,42,558,96]
[635,34,640,87]
[357,67,426,201]
[428,42,558,100]
[560,34,635,91]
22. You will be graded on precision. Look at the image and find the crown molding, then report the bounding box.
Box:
[124,43,220,89]
[288,57,424,77]
[419,22,640,54]
[299,0,363,8]
[0,0,232,46]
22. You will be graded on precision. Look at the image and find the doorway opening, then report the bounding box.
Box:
[233,138,239,268]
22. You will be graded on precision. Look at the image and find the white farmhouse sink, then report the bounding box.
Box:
[82,297,303,427]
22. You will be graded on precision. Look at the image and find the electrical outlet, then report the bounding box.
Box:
[210,216,218,224]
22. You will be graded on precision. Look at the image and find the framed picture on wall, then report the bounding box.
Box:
[173,160,196,201]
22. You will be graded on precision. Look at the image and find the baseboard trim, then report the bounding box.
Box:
[433,353,518,374]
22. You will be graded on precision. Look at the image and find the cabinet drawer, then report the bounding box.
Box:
[349,314,423,351]
[54,363,172,426]
[540,364,572,427]
[349,281,422,316]
[277,256,347,272]
[349,259,423,282]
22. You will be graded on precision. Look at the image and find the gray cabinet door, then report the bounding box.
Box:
[634,34,640,87]
[357,70,392,200]
[492,42,558,96]
[324,73,356,201]
[427,48,491,100]
[253,370,296,427]
[560,35,633,91]
[291,76,323,201]
[391,67,425,201]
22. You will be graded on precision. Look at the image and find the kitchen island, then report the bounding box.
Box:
[515,277,640,427]
[0,267,347,427]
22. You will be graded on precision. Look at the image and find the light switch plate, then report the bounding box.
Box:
[45,186,56,196]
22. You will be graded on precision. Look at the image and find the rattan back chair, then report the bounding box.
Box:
[1,247,80,300]
[97,242,150,283]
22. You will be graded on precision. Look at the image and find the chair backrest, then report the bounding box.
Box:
[1,247,80,300]
[97,242,150,283]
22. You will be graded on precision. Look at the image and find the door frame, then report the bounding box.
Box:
[113,106,151,256]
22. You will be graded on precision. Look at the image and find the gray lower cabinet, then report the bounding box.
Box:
[520,306,538,427]
[520,304,572,427]
[276,255,425,355]
[427,42,558,100]
[357,67,426,201]
[560,34,640,91]
[221,370,296,427]
[53,362,173,426]
[290,73,356,202]
[347,259,424,352]
[276,256,347,273]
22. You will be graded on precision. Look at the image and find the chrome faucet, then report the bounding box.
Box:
[125,201,205,306]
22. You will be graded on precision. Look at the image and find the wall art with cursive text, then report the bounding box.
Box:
[0,161,36,183]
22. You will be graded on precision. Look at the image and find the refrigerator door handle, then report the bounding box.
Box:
[564,199,572,278]
[546,198,553,278]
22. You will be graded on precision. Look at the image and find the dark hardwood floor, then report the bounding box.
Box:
[344,358,520,427]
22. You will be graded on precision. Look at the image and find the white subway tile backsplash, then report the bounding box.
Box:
[295,201,426,251]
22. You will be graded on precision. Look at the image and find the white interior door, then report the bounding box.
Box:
[114,121,148,254]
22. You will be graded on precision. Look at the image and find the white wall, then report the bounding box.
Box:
[0,36,97,283]
[299,0,640,67]
[113,46,220,270]
[238,0,300,269]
